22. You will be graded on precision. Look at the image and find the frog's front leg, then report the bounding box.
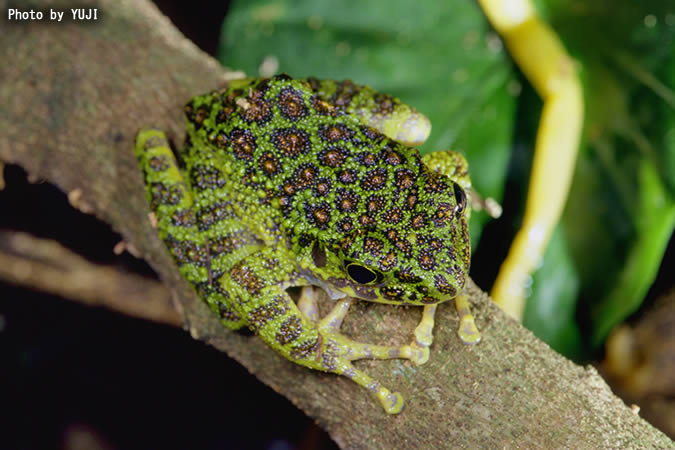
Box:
[422,150,483,344]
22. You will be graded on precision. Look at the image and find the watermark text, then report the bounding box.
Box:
[7,8,98,22]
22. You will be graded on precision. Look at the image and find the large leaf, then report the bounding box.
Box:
[537,0,675,350]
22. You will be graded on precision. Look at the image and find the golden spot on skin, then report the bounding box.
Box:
[259,152,279,176]
[359,214,374,226]
[411,214,425,229]
[362,168,387,191]
[360,153,377,166]
[319,147,346,167]
[338,169,357,184]
[272,128,310,157]
[214,131,228,149]
[241,98,273,124]
[230,262,265,294]
[432,203,454,226]
[231,128,256,161]
[278,88,307,120]
[395,169,415,189]
[312,96,335,116]
[420,295,437,304]
[172,209,196,227]
[394,239,412,257]
[316,179,331,196]
[276,317,303,345]
[407,192,418,208]
[148,155,170,172]
[382,207,403,224]
[418,249,436,271]
[194,105,209,126]
[384,149,404,166]
[296,164,319,187]
[373,93,395,114]
[320,124,355,142]
[337,217,353,232]
[282,182,295,195]
[305,202,331,229]
[366,196,383,213]
[364,237,383,256]
[379,251,397,271]
[434,274,457,296]
[249,296,289,330]
[337,189,358,212]
[313,208,329,224]
[340,197,354,211]
[424,175,449,194]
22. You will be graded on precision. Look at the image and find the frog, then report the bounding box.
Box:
[134,74,480,414]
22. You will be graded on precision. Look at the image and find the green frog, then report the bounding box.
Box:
[135,74,480,414]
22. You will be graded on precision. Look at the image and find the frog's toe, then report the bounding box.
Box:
[455,294,482,345]
[380,391,405,415]
[337,358,406,414]
[402,343,430,365]
[458,318,482,345]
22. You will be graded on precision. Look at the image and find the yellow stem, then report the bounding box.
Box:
[478,0,584,319]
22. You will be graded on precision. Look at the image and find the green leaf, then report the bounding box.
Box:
[523,225,583,360]
[539,0,675,350]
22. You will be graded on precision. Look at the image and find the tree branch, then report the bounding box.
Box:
[0,231,181,327]
[0,0,670,447]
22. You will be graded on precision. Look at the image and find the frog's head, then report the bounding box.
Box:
[316,171,471,306]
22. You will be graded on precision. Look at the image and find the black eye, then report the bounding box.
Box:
[347,263,378,284]
[453,183,467,216]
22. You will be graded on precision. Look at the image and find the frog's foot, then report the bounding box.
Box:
[297,289,443,412]
[316,301,406,414]
[327,347,405,414]
[298,289,456,413]
[455,293,481,345]
[301,288,435,366]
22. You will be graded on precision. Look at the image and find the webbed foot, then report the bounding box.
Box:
[297,288,450,413]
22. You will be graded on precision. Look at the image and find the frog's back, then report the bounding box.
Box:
[182,75,468,278]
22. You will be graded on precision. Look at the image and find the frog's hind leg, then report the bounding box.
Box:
[134,129,246,330]
[220,259,405,413]
[314,296,433,365]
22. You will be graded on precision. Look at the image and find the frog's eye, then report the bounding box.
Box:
[453,183,467,216]
[346,263,379,285]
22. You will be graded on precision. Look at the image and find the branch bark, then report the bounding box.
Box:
[0,232,181,327]
[0,0,671,447]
